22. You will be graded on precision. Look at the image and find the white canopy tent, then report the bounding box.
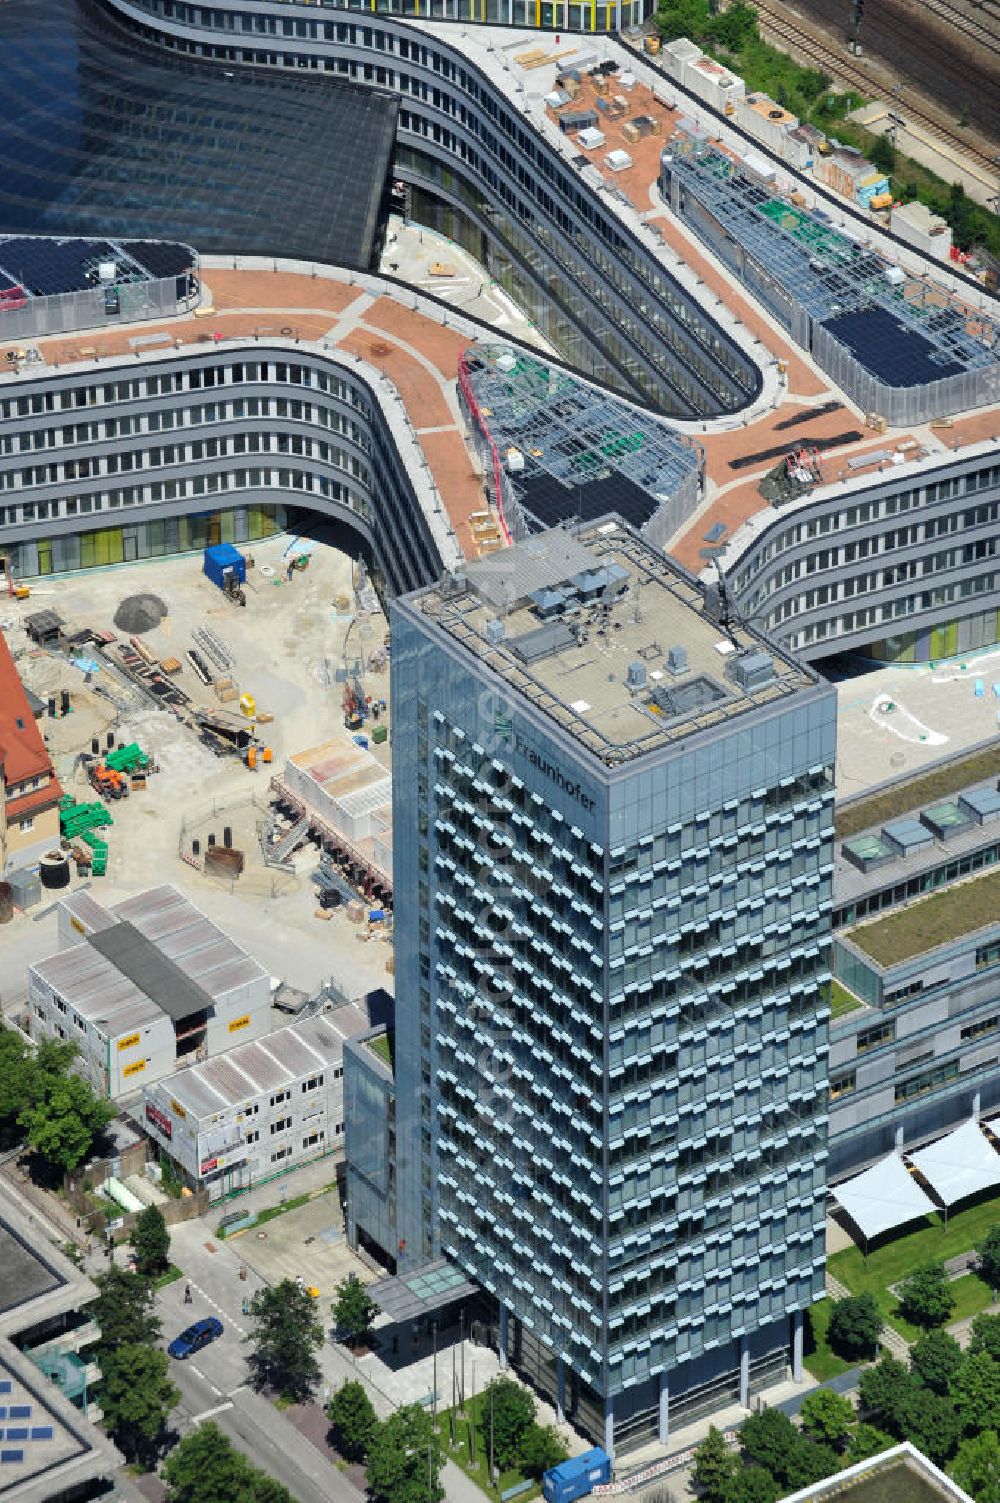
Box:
[908,1118,1000,1214]
[833,1152,937,1244]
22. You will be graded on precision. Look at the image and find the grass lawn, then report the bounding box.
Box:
[804,1300,857,1382]
[368,1032,393,1068]
[848,867,1000,966]
[947,1273,996,1323]
[830,979,866,1021]
[435,1402,540,1501]
[153,1262,184,1290]
[835,746,1000,839]
[829,1193,1000,1337]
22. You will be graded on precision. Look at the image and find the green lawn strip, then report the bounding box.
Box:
[803,1300,856,1382]
[153,1263,184,1290]
[434,1402,540,1501]
[216,1192,311,1239]
[946,1272,996,1323]
[830,979,866,1020]
[848,867,1000,967]
[368,1033,393,1068]
[835,747,1000,840]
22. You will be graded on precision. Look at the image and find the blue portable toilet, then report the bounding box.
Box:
[203,543,247,592]
[542,1448,611,1503]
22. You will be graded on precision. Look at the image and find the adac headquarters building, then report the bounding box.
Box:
[349,518,836,1453]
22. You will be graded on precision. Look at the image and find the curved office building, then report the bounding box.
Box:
[87,0,762,420]
[0,0,398,268]
[0,342,448,599]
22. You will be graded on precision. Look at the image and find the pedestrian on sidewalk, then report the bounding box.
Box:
[184,1282,193,1305]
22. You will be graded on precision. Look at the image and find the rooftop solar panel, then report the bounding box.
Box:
[821,306,965,388]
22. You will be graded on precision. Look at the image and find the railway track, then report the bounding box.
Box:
[916,0,1000,54]
[753,0,1000,185]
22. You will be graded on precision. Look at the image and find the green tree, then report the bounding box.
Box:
[331,1274,379,1349]
[869,135,897,176]
[655,0,712,43]
[18,1065,115,1176]
[97,1342,178,1465]
[911,1330,964,1396]
[799,1388,856,1449]
[0,1028,34,1143]
[249,1477,297,1503]
[895,1385,962,1467]
[950,1350,1000,1435]
[970,1314,1000,1365]
[897,1263,956,1330]
[739,1408,800,1484]
[367,1405,442,1503]
[479,1377,536,1471]
[326,1380,377,1462]
[725,1467,779,1503]
[785,1440,840,1490]
[132,1203,170,1276]
[846,1424,895,1465]
[951,1430,1000,1503]
[692,1425,739,1503]
[828,1293,883,1360]
[978,1227,1000,1294]
[89,1267,161,1356]
[858,1355,912,1431]
[704,0,757,50]
[163,1422,251,1503]
[245,1279,323,1402]
[518,1423,568,1479]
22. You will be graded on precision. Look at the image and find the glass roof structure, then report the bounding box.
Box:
[0,0,399,269]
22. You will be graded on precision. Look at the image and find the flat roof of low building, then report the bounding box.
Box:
[846,865,1000,967]
[148,1003,372,1118]
[33,885,265,1037]
[405,518,817,767]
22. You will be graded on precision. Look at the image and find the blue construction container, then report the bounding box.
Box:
[542,1449,611,1503]
[203,543,246,591]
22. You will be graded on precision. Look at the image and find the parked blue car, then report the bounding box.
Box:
[168,1317,223,1359]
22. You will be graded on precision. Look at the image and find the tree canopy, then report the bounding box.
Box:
[951,1430,1000,1503]
[326,1380,377,1462]
[897,1262,956,1329]
[161,1421,297,1503]
[828,1293,883,1360]
[89,1266,162,1357]
[910,1330,963,1396]
[245,1280,323,1402]
[518,1423,568,1480]
[950,1350,1000,1436]
[97,1342,178,1464]
[132,1204,170,1276]
[692,1426,738,1503]
[331,1274,379,1348]
[479,1377,536,1471]
[799,1388,856,1449]
[978,1227,1000,1294]
[367,1405,443,1503]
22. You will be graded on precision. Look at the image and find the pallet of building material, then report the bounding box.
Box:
[256,710,274,725]
[514,45,546,63]
[314,909,333,922]
[204,846,245,878]
[519,46,576,68]
[106,742,150,774]
[213,677,239,703]
[80,830,108,852]
[129,636,157,665]
[159,657,182,675]
[186,649,213,686]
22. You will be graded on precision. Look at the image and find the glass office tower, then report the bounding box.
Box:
[389,519,836,1452]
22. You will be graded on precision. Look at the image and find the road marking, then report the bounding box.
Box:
[189,1365,222,1396]
[181,1279,248,1338]
[191,1401,234,1423]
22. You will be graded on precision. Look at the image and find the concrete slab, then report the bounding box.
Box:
[227,1192,373,1301]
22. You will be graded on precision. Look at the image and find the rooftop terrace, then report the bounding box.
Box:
[411,519,815,767]
[847,864,1000,966]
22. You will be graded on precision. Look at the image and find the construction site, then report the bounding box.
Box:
[458,342,704,551]
[0,533,395,1000]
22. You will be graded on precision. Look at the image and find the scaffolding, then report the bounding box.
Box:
[661,134,1000,423]
[458,345,704,552]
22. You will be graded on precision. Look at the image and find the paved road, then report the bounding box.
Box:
[158,1262,365,1503]
[774,1368,864,1418]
